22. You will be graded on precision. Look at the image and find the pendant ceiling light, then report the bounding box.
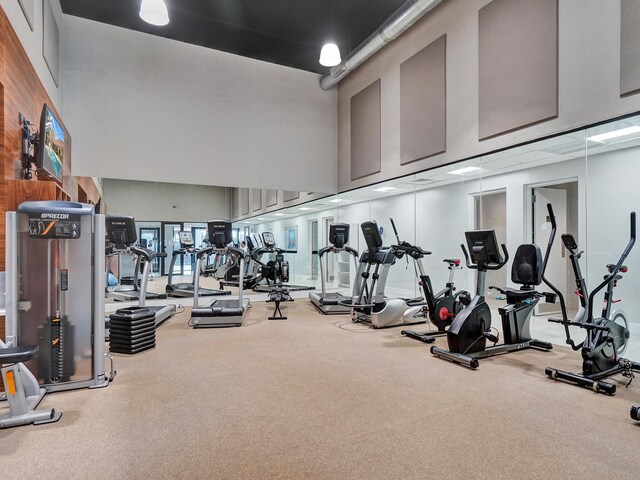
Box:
[319,43,341,67]
[320,1,341,67]
[140,0,170,26]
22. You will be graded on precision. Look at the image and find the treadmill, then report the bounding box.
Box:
[309,223,359,314]
[165,231,230,298]
[190,221,250,328]
[252,232,315,292]
[105,216,176,326]
[105,219,167,302]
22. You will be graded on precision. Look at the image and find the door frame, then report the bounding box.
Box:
[160,222,184,276]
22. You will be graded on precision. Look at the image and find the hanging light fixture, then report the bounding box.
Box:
[140,0,170,26]
[319,43,341,67]
[320,1,341,67]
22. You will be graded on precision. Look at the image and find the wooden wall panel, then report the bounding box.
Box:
[0,7,102,340]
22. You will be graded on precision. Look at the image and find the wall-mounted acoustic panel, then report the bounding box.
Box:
[350,79,381,180]
[283,191,299,202]
[239,188,249,215]
[400,35,446,165]
[252,188,262,211]
[479,0,558,140]
[621,0,640,96]
[231,188,239,218]
[43,0,61,87]
[266,189,278,207]
[18,0,35,30]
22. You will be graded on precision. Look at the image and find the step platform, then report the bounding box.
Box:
[109,307,156,354]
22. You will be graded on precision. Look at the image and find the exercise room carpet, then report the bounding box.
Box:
[2,300,639,479]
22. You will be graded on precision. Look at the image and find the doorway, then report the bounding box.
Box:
[139,227,161,274]
[310,220,319,279]
[161,223,183,276]
[531,181,579,314]
[474,190,507,289]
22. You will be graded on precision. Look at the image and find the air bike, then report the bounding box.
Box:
[545,211,640,395]
[431,203,560,369]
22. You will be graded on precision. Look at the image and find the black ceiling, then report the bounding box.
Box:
[60,0,408,74]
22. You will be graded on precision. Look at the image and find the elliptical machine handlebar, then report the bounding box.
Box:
[460,243,509,270]
[586,211,636,323]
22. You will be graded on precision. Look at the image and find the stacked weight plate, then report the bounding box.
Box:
[109,307,156,354]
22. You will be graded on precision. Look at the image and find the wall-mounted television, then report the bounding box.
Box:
[37,104,64,183]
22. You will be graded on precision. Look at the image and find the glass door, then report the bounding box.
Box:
[161,223,183,276]
[139,227,161,274]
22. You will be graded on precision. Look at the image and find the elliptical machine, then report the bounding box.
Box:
[545,211,640,394]
[342,220,428,329]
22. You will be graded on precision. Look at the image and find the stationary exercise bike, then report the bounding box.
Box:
[545,211,640,394]
[396,228,471,343]
[431,204,562,369]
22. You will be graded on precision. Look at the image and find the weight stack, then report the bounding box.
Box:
[109,307,156,354]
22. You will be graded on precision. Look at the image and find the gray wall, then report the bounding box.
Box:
[337,0,640,192]
[62,15,338,193]
[102,179,229,222]
[1,0,64,110]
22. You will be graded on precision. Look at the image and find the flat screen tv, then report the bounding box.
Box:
[37,104,64,183]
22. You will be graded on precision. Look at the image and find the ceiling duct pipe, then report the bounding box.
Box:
[319,0,446,90]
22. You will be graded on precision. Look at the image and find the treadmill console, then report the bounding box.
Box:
[329,223,350,249]
[361,221,383,254]
[207,220,233,248]
[178,231,195,248]
[262,232,276,248]
[106,215,137,250]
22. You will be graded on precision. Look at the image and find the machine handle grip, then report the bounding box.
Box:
[460,243,476,269]
[486,244,509,270]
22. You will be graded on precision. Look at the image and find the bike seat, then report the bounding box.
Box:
[443,258,461,266]
[0,345,39,364]
[607,264,628,273]
[490,286,538,300]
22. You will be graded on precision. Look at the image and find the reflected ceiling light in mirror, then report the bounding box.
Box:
[447,166,483,175]
[587,126,640,143]
[329,198,344,203]
[373,186,399,193]
[299,207,312,211]
[257,217,267,220]
[274,213,284,216]
[139,0,170,26]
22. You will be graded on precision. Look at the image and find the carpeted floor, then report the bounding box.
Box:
[2,298,640,479]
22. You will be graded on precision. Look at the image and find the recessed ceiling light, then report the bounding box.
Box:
[587,126,640,143]
[447,166,483,175]
[257,217,266,220]
[299,207,312,211]
[329,198,344,203]
[274,213,284,216]
[373,186,398,193]
[139,0,169,26]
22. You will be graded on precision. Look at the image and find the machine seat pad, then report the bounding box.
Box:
[0,345,39,363]
[502,288,538,300]
[191,306,243,317]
